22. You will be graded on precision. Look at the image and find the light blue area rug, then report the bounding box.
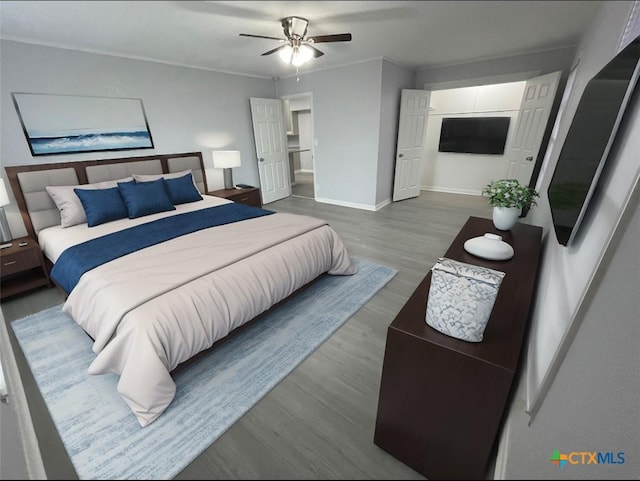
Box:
[12,256,396,480]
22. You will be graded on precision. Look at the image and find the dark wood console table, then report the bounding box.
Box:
[374,216,542,480]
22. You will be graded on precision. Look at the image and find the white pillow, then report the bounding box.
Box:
[46,177,133,228]
[133,170,201,193]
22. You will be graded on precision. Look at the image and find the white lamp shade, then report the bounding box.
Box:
[212,150,242,169]
[0,178,9,207]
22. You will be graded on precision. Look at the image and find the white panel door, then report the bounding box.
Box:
[506,71,561,185]
[393,89,430,202]
[249,98,291,204]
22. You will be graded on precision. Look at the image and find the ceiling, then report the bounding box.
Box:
[0,1,601,79]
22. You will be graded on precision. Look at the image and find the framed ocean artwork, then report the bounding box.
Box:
[11,93,154,156]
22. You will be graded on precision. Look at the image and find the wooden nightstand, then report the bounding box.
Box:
[1,236,51,300]
[207,187,262,208]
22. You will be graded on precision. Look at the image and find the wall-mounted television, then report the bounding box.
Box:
[438,116,510,155]
[548,35,640,246]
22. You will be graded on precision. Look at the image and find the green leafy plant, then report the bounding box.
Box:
[482,179,539,209]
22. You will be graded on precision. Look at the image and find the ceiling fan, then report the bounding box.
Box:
[239,16,352,67]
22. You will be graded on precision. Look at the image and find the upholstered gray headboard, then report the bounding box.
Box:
[5,151,207,239]
[167,155,206,193]
[15,167,80,236]
[85,159,162,183]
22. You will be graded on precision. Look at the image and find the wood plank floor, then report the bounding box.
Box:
[1,191,493,480]
[291,171,314,199]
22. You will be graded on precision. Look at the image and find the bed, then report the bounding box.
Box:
[5,151,356,427]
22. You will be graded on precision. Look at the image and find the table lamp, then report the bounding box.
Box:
[0,178,12,244]
[212,151,242,190]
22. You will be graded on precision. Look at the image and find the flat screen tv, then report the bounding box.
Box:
[548,35,640,246]
[438,116,510,155]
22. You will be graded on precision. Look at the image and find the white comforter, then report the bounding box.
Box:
[43,197,356,426]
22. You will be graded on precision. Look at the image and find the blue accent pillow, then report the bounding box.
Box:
[117,179,176,219]
[74,187,129,227]
[157,173,202,205]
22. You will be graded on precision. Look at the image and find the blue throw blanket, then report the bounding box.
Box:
[51,203,274,294]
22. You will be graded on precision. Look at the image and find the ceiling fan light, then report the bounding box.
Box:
[278,44,294,63]
[295,44,314,65]
[278,44,313,66]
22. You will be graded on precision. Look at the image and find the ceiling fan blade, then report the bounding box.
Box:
[261,45,289,56]
[307,44,325,58]
[307,33,352,43]
[239,33,285,41]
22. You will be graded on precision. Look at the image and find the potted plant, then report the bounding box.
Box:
[482,179,539,230]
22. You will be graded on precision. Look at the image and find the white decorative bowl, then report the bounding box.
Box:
[463,233,514,261]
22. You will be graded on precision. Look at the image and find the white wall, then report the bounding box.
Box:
[0,40,275,238]
[422,81,526,194]
[288,96,311,111]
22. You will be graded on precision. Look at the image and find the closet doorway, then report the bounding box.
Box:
[282,93,315,199]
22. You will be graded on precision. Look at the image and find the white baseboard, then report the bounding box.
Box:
[421,185,483,196]
[375,199,392,211]
[315,196,386,211]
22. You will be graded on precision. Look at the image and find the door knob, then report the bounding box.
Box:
[259,157,264,162]
[525,156,534,161]
[398,153,404,158]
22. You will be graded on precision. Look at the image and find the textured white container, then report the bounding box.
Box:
[426,258,505,342]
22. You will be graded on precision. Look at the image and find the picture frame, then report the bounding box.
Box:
[11,92,154,156]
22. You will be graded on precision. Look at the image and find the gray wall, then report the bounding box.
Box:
[277,60,385,209]
[0,309,28,479]
[278,58,414,209]
[499,1,640,478]
[416,46,576,90]
[525,0,639,416]
[0,40,275,238]
[377,60,415,206]
[500,177,639,480]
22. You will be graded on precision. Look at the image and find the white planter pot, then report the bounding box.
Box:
[492,206,521,230]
